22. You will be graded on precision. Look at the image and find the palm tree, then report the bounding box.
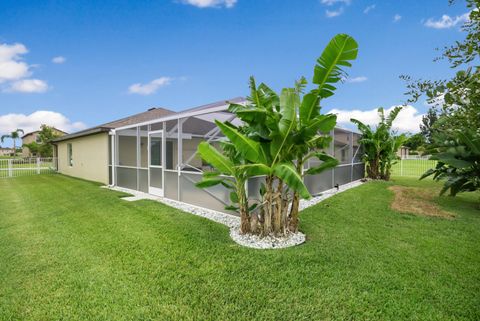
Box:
[1,129,24,157]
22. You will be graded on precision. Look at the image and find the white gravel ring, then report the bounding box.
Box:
[230,228,306,249]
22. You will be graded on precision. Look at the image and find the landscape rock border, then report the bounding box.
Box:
[102,179,364,250]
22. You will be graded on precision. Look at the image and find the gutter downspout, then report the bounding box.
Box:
[109,129,116,187]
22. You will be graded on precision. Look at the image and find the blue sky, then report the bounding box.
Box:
[0,0,472,144]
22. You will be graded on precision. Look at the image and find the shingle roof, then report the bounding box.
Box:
[52,98,246,143]
[22,127,68,139]
[99,107,176,129]
[52,107,175,142]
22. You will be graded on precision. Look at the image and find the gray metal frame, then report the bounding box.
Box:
[110,103,365,215]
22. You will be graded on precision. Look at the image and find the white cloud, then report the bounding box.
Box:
[329,105,424,133]
[52,56,66,64]
[424,12,469,29]
[326,8,344,17]
[393,14,402,22]
[345,76,367,83]
[180,0,236,8]
[0,111,86,142]
[128,77,172,95]
[0,43,30,83]
[321,0,350,18]
[321,0,351,6]
[6,79,49,93]
[0,42,49,93]
[363,4,375,14]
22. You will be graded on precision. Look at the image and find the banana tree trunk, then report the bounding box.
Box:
[273,180,283,235]
[262,175,274,236]
[238,181,251,234]
[288,160,303,232]
[289,192,300,232]
[367,157,380,179]
[384,161,393,181]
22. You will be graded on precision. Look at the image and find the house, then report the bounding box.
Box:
[22,127,68,157]
[0,147,13,157]
[52,98,364,214]
[397,146,410,158]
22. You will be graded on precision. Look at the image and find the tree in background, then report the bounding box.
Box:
[403,133,426,152]
[1,129,24,157]
[23,125,61,157]
[419,107,439,144]
[402,0,480,197]
[441,0,480,68]
[196,34,357,236]
[351,107,406,181]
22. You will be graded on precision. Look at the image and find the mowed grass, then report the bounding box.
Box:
[0,175,479,320]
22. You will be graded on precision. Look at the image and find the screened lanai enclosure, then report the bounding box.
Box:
[109,102,364,214]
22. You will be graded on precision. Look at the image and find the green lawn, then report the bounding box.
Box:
[1,175,479,320]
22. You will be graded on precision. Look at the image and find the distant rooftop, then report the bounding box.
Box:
[22,127,68,139]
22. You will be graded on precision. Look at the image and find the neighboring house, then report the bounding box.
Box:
[22,128,68,157]
[397,146,410,158]
[0,147,13,157]
[52,97,364,214]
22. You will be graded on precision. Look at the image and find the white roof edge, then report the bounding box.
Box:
[113,103,239,131]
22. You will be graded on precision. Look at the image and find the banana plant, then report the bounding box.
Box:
[196,141,269,234]
[197,33,359,237]
[283,33,358,232]
[351,107,405,180]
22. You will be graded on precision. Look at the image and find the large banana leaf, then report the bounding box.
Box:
[258,83,279,109]
[269,88,300,164]
[214,120,264,163]
[195,177,225,188]
[313,34,358,98]
[273,163,311,199]
[299,91,320,125]
[385,106,402,128]
[305,153,339,175]
[237,163,272,176]
[278,88,299,135]
[350,118,372,135]
[308,135,332,149]
[228,103,267,123]
[249,76,271,109]
[305,114,337,134]
[197,142,234,175]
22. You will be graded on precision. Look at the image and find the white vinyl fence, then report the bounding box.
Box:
[391,156,437,177]
[0,157,57,178]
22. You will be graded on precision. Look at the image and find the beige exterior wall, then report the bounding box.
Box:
[56,133,110,184]
[21,133,36,157]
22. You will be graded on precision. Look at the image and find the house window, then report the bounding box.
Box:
[67,143,73,166]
